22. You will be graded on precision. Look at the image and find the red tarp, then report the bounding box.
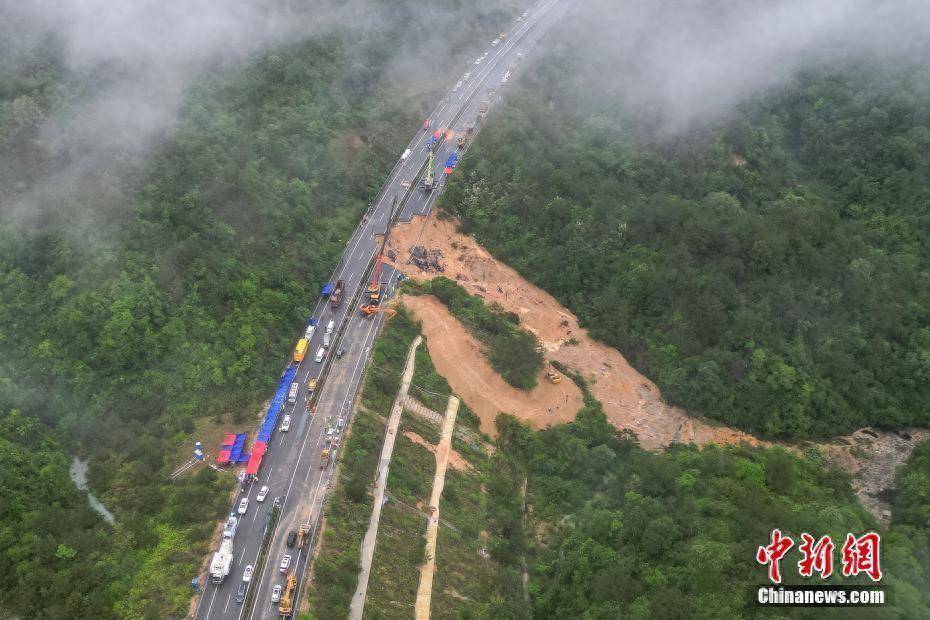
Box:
[216,433,238,464]
[244,441,267,475]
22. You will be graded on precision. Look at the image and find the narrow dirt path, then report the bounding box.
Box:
[415,395,460,620]
[348,336,421,620]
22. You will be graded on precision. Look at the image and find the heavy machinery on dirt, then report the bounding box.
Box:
[278,573,298,616]
[546,362,562,384]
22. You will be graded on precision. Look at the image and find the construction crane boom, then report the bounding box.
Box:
[361,196,397,315]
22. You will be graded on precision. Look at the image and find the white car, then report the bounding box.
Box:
[256,485,269,502]
[327,427,335,441]
[464,71,471,80]
[337,418,345,430]
[491,39,499,47]
[271,585,282,602]
[243,564,254,582]
[280,415,291,432]
[279,554,292,573]
[474,58,482,65]
[238,498,249,515]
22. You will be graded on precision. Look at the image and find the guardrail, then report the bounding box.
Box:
[240,502,281,617]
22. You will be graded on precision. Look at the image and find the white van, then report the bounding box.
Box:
[326,320,335,334]
[401,148,411,162]
[304,325,315,341]
[287,382,299,404]
[314,347,326,363]
[323,332,331,348]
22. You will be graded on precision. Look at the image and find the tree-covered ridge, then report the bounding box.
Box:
[407,276,544,389]
[489,401,930,619]
[0,2,523,617]
[443,41,930,437]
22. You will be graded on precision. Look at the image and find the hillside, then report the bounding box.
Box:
[0,1,523,616]
[441,8,930,440]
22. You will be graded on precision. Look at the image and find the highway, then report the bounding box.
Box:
[193,1,567,618]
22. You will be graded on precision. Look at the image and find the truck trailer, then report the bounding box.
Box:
[294,338,309,362]
[330,280,345,308]
[209,538,234,584]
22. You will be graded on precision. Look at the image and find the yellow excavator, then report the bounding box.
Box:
[362,305,397,319]
[278,573,297,616]
[546,362,562,384]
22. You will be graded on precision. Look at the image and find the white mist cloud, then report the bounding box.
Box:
[571,0,930,134]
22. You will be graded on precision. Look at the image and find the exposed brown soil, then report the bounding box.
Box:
[404,430,474,473]
[389,214,760,450]
[401,295,585,437]
[380,212,927,521]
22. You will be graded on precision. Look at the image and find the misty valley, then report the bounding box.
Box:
[1,1,929,619]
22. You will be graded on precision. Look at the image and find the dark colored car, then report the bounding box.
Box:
[286,531,297,548]
[235,583,246,604]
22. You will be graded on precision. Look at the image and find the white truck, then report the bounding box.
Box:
[210,538,234,584]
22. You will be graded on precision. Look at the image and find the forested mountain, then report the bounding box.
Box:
[443,7,930,439]
[0,1,520,616]
[488,402,930,618]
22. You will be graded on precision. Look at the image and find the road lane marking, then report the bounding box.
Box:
[227,8,562,618]
[204,588,217,619]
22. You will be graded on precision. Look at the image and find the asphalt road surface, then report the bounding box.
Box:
[193,1,566,618]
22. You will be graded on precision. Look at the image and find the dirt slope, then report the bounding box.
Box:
[389,214,760,450]
[402,294,585,436]
[382,212,928,521]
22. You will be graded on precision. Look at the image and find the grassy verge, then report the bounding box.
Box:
[305,308,421,619]
[365,420,436,619]
[304,407,383,618]
[405,277,544,389]
[410,342,454,412]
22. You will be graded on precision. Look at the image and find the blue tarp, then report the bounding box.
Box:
[258,365,298,442]
[321,283,335,296]
[228,433,249,463]
[445,153,458,168]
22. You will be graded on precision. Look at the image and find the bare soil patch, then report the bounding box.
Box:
[389,214,759,449]
[400,295,585,437]
[380,213,927,522]
[403,430,474,473]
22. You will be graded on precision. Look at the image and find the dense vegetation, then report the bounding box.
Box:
[486,391,930,618]
[443,13,930,438]
[409,277,544,389]
[310,306,517,619]
[0,2,523,616]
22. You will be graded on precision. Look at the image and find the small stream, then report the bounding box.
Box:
[69,457,116,525]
